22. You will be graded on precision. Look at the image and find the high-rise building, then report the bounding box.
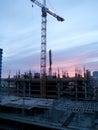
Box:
[0,48,3,85]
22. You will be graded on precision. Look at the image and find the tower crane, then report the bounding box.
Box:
[30,0,64,97]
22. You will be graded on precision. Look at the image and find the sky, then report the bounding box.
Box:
[0,0,98,78]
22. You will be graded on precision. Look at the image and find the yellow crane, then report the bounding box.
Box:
[30,0,64,97]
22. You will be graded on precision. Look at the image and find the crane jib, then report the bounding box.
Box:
[30,0,64,22]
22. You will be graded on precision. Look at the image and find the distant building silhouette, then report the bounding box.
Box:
[93,71,98,100]
[93,71,98,88]
[93,71,98,78]
[0,48,3,85]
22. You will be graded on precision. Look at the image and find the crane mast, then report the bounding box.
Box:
[40,0,47,97]
[30,0,64,97]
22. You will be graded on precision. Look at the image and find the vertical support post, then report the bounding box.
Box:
[29,82,31,97]
[23,81,25,98]
[22,81,25,116]
[17,82,19,97]
[8,75,10,96]
[84,80,87,100]
[75,80,78,100]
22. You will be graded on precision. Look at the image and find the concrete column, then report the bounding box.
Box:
[84,81,87,100]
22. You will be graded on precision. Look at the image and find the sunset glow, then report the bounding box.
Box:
[1,0,98,78]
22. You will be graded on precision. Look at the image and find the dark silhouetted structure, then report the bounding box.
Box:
[0,48,3,85]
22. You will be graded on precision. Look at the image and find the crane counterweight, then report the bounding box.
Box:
[57,16,64,21]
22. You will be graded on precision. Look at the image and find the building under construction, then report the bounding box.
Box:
[4,68,94,101]
[1,49,98,129]
[1,0,98,129]
[0,75,98,130]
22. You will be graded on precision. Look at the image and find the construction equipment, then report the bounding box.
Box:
[31,0,64,22]
[30,0,64,97]
[49,49,52,76]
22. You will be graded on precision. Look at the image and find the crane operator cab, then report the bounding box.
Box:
[42,6,47,17]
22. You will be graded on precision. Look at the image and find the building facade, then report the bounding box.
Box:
[0,49,3,85]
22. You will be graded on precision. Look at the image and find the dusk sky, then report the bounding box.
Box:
[0,0,98,78]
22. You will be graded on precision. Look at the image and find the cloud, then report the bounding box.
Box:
[49,42,98,76]
[1,0,98,78]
